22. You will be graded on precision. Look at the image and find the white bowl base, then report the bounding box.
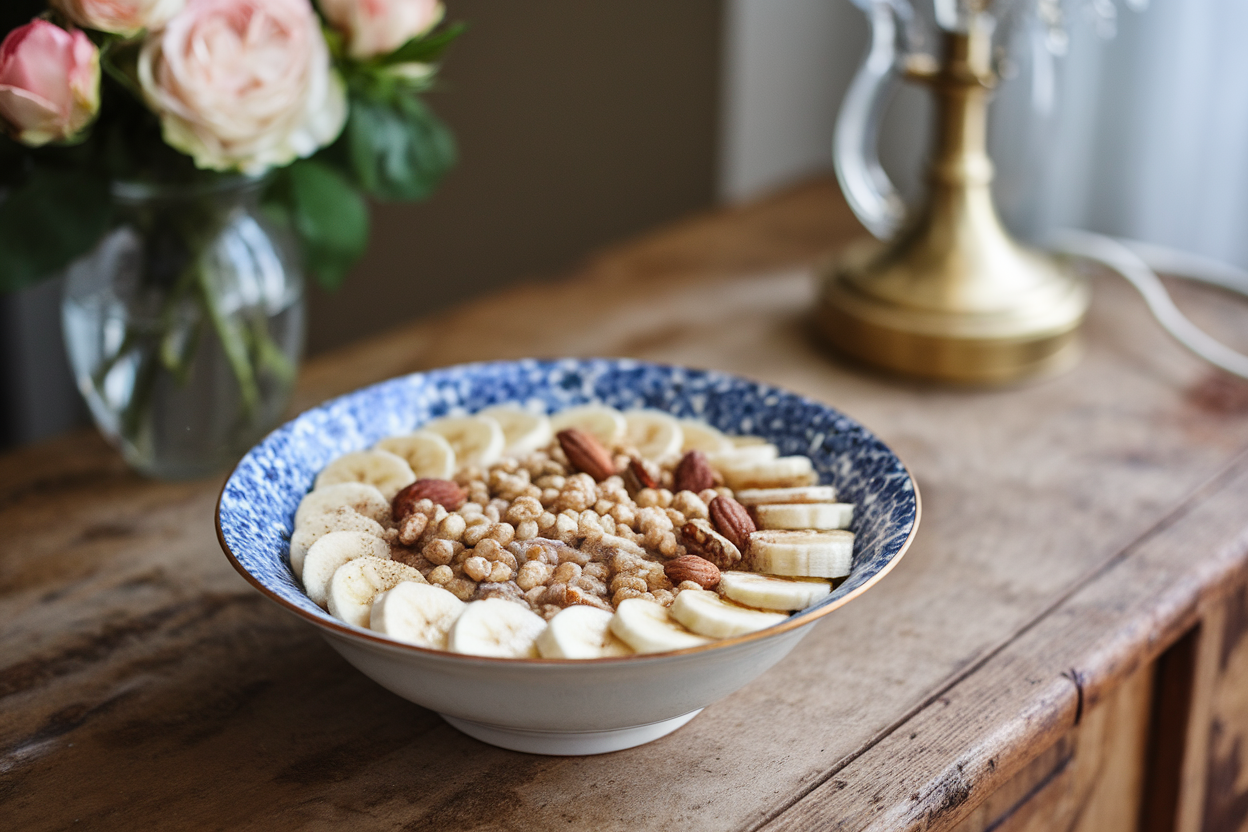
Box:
[441,709,704,755]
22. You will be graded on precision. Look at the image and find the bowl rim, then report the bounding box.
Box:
[215,359,922,665]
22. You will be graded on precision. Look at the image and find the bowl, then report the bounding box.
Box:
[216,359,920,755]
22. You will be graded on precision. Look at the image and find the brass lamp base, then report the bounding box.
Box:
[816,241,1089,385]
[819,23,1090,385]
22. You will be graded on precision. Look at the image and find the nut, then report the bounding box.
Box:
[392,478,467,519]
[624,457,658,491]
[709,495,755,551]
[557,429,616,481]
[674,450,714,493]
[680,518,742,569]
[664,555,721,589]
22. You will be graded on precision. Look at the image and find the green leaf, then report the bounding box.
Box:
[378,22,466,67]
[0,168,111,292]
[266,159,369,291]
[344,94,457,202]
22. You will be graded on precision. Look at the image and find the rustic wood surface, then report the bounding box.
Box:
[949,660,1154,832]
[4,178,1248,831]
[1202,585,1248,832]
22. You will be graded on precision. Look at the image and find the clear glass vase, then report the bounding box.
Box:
[61,175,305,480]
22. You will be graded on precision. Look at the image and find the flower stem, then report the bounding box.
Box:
[248,314,298,387]
[196,262,260,417]
[158,258,204,383]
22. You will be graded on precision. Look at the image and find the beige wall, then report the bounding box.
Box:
[306,0,723,355]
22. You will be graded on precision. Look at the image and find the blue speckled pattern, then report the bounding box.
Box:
[218,359,917,630]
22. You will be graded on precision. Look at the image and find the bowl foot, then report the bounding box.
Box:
[441,709,704,755]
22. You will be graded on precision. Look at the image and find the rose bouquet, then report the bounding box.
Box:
[0,0,460,476]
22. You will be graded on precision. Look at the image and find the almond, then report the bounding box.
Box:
[709,495,756,551]
[674,450,714,493]
[392,478,466,519]
[557,428,616,481]
[664,555,721,590]
[680,518,742,570]
[624,457,658,492]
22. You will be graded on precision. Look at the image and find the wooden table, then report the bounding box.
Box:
[5,178,1248,832]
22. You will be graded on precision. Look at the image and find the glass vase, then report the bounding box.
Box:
[61,175,305,480]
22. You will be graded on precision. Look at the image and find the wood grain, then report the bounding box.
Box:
[758,448,1248,832]
[949,661,1153,832]
[1141,626,1200,832]
[1194,585,1248,832]
[5,177,1248,830]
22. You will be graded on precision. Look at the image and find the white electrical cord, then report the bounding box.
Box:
[1045,229,1248,380]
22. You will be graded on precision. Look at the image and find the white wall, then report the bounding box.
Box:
[719,0,1248,272]
[1036,0,1248,267]
[717,0,1067,217]
[718,0,867,201]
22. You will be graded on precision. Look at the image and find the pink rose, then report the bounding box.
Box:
[138,0,346,173]
[318,0,443,60]
[0,21,100,147]
[52,0,186,38]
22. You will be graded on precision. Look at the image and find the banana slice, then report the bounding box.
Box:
[327,557,427,628]
[670,589,789,638]
[290,507,387,579]
[734,485,839,505]
[314,449,416,501]
[448,598,548,658]
[748,529,854,578]
[721,456,818,489]
[374,431,456,479]
[536,605,635,659]
[301,530,392,608]
[477,405,553,456]
[294,482,390,528]
[549,404,626,448]
[608,598,713,654]
[623,409,684,459]
[708,444,780,468]
[753,502,855,530]
[718,571,832,611]
[371,582,467,649]
[679,419,734,454]
[730,435,770,447]
[422,415,506,467]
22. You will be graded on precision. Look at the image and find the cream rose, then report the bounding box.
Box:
[0,20,100,147]
[52,0,186,38]
[138,0,346,173]
[318,0,443,60]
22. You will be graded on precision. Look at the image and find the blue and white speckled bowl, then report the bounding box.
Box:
[216,359,919,755]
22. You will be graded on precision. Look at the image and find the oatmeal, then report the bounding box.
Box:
[292,404,857,658]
